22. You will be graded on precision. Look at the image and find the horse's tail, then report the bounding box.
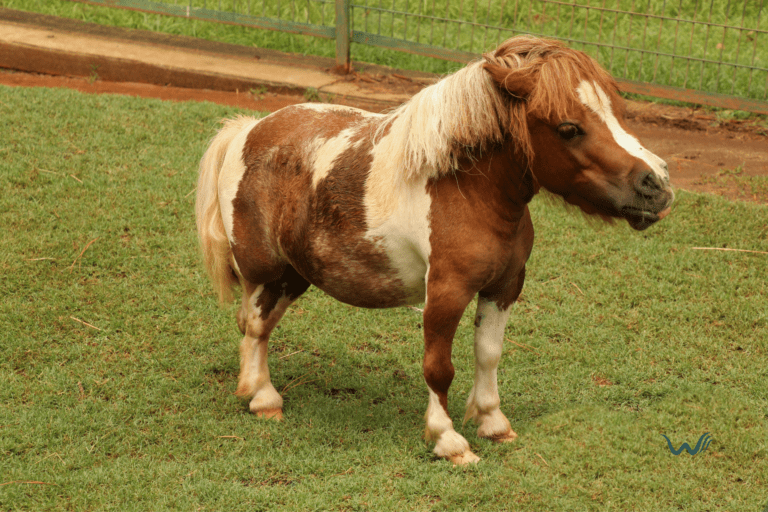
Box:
[195,116,256,303]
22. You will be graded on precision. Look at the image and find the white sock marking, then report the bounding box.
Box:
[425,389,471,458]
[465,298,513,438]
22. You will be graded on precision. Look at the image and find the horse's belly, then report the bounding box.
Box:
[316,271,425,309]
[292,234,428,309]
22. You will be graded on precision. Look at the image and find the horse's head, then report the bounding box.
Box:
[484,37,674,231]
[525,78,674,231]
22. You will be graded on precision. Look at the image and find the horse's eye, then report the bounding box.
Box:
[557,123,582,141]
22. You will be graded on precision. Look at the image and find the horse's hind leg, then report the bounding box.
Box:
[235,265,309,419]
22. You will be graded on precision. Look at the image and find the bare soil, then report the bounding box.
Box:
[3,70,766,204]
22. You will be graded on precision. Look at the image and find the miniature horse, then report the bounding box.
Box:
[195,36,673,465]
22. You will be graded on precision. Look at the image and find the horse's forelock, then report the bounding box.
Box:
[486,36,618,119]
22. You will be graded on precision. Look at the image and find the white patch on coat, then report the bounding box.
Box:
[300,104,383,189]
[218,118,260,245]
[297,103,366,114]
[311,128,356,188]
[364,126,402,225]
[576,81,669,182]
[364,167,432,305]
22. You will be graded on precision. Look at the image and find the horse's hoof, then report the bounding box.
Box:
[490,430,518,443]
[254,408,283,420]
[447,450,480,466]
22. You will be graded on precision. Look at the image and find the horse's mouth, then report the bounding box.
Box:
[622,205,672,231]
[564,189,673,230]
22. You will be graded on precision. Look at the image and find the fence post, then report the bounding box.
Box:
[335,0,351,73]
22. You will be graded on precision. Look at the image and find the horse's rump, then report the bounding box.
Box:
[196,115,259,302]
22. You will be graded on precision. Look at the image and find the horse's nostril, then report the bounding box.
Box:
[637,171,663,196]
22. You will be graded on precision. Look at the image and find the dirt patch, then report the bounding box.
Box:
[0,70,305,112]
[2,69,766,204]
[330,69,428,98]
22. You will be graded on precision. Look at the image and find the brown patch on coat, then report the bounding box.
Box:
[254,265,311,320]
[306,119,410,307]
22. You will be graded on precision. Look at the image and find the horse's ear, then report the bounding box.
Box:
[483,62,536,99]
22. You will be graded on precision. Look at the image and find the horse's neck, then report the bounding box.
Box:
[423,144,532,230]
[464,144,535,209]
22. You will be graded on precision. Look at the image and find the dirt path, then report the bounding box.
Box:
[3,70,766,204]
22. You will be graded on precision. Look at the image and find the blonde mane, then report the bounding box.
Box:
[376,36,618,182]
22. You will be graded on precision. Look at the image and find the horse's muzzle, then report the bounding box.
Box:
[622,171,674,231]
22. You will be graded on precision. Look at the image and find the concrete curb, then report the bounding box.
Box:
[0,7,434,110]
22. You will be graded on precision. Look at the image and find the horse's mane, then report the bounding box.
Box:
[377,35,618,181]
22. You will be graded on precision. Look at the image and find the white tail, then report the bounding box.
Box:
[195,116,257,302]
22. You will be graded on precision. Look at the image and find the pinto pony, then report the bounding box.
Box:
[196,36,673,464]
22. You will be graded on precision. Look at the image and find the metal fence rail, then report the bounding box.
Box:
[74,0,337,39]
[72,0,768,113]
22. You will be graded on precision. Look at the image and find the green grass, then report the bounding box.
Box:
[3,0,768,101]
[2,85,768,511]
[697,164,768,201]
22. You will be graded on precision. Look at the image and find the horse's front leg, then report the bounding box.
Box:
[422,279,478,465]
[463,269,525,443]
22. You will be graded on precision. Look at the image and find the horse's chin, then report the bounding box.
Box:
[622,204,672,231]
[622,207,661,231]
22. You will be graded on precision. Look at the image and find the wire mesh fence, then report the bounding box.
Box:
[349,0,511,61]
[71,0,768,111]
[348,0,768,107]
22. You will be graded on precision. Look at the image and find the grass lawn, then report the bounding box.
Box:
[1,85,767,511]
